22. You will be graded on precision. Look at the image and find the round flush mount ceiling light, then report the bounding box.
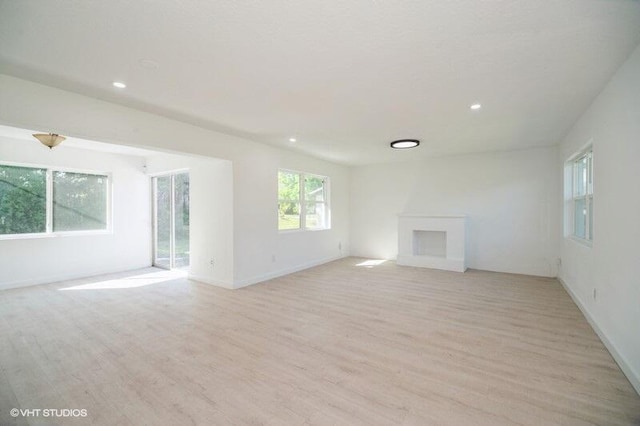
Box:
[112,81,127,89]
[390,139,420,149]
[470,103,482,110]
[289,137,297,143]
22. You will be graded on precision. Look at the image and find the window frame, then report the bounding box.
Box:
[567,147,593,245]
[278,169,330,232]
[0,161,112,240]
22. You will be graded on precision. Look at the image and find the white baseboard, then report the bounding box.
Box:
[0,263,152,291]
[558,276,640,396]
[188,274,234,289]
[233,254,348,289]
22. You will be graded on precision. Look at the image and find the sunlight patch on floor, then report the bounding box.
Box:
[58,269,186,291]
[355,259,387,268]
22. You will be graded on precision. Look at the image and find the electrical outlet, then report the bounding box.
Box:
[593,288,597,301]
[210,258,215,267]
[272,254,276,263]
[556,257,562,266]
[338,242,342,251]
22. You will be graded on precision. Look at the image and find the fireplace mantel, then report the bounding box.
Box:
[397,214,467,272]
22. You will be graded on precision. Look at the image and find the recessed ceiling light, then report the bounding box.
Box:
[390,139,420,149]
[112,81,127,89]
[470,103,482,110]
[289,137,297,143]
[139,59,159,70]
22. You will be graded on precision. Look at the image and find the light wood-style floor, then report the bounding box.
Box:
[1,258,639,425]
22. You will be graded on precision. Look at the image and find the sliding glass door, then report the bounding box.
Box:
[153,172,190,270]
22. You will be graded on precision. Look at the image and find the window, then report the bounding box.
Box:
[53,171,108,231]
[0,163,109,237]
[278,170,329,231]
[0,165,46,235]
[570,149,593,241]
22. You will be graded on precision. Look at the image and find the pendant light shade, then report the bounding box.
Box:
[33,133,66,149]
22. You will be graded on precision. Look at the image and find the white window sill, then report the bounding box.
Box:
[278,228,331,234]
[567,235,593,248]
[0,230,113,241]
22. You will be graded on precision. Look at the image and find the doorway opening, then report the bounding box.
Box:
[153,172,190,270]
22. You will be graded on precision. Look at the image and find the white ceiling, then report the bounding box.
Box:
[1,1,640,165]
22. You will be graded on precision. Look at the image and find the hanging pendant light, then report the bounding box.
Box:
[33,133,66,149]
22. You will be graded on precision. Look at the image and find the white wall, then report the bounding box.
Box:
[350,146,560,277]
[233,148,349,286]
[0,136,151,289]
[558,44,640,394]
[0,75,350,288]
[146,153,234,288]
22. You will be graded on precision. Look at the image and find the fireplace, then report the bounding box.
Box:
[397,215,466,272]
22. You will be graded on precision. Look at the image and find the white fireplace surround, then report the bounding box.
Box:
[397,215,467,272]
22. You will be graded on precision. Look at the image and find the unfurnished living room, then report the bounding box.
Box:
[1,1,639,425]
